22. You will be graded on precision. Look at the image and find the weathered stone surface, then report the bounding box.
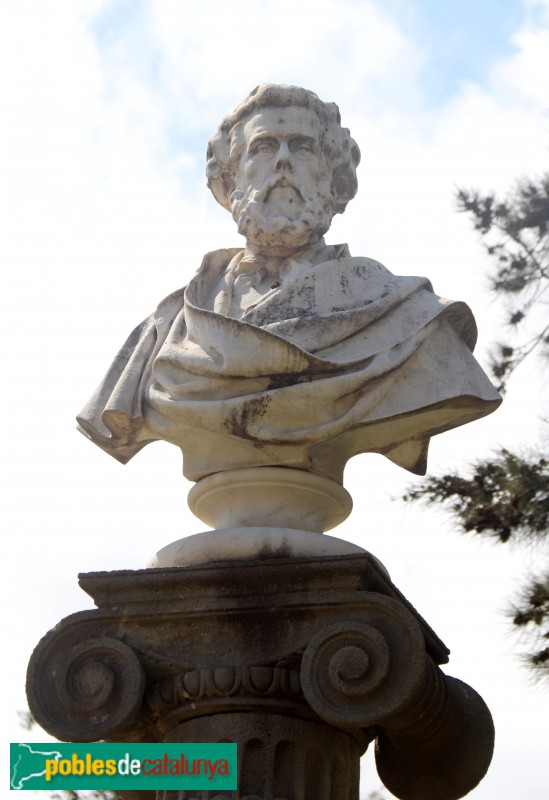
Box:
[161,713,365,800]
[27,555,493,799]
[149,526,368,569]
[45,85,499,799]
[186,467,353,532]
[77,84,500,502]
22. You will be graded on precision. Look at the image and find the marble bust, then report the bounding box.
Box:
[78,84,500,537]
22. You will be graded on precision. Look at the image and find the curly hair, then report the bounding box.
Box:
[206,84,361,215]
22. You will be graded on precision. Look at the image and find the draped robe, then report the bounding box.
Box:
[77,245,501,482]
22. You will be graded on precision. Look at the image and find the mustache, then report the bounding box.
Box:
[259,177,305,203]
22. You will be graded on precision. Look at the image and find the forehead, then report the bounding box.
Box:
[242,106,321,141]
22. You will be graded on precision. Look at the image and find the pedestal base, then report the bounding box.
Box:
[27,554,494,800]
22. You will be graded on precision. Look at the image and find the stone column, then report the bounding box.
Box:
[27,554,494,800]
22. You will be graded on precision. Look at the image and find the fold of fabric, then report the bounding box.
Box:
[77,246,501,481]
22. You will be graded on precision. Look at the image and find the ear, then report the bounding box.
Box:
[331,167,358,214]
[206,152,235,213]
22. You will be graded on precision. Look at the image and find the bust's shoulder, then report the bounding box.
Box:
[343,255,391,274]
[200,247,244,271]
[155,248,244,317]
[329,251,415,284]
[340,253,436,292]
[323,244,389,273]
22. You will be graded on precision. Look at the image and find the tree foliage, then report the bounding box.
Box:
[405,172,549,680]
[456,176,549,391]
[405,450,549,545]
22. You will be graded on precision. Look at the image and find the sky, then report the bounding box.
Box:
[2,0,549,797]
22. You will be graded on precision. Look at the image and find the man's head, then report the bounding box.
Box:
[206,84,360,250]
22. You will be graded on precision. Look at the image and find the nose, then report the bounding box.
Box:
[275,142,293,171]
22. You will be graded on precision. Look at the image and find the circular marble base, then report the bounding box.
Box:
[187,467,353,532]
[148,527,390,579]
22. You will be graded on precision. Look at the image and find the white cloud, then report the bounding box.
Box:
[498,22,549,107]
[112,0,424,126]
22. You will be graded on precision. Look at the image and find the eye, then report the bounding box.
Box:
[291,138,315,155]
[250,138,276,155]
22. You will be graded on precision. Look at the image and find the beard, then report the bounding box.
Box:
[230,176,335,250]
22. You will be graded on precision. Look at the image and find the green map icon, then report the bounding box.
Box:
[10,743,63,790]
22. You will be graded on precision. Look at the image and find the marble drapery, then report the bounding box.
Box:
[77,245,501,483]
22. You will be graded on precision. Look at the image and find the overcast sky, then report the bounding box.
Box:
[2,1,549,797]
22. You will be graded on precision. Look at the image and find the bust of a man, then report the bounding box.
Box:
[78,84,500,493]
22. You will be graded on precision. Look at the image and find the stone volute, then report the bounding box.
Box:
[27,84,499,800]
[27,556,494,800]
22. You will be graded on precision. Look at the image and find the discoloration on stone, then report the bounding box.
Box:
[225,395,271,444]
[28,557,493,799]
[77,84,500,492]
